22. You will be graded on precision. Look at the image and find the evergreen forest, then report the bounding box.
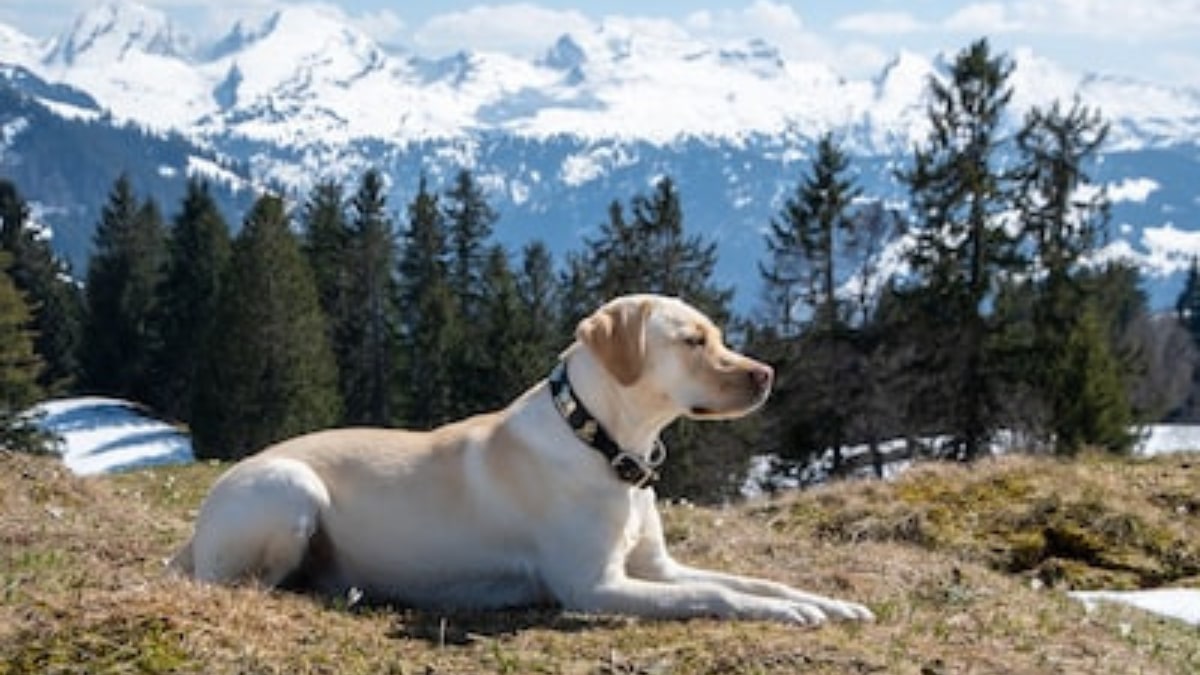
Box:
[4,40,1198,499]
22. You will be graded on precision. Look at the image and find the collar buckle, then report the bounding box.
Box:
[611,451,660,489]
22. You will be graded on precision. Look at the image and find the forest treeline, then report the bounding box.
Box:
[3,40,1199,499]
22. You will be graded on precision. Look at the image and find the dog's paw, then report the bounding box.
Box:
[729,597,824,625]
[819,598,875,622]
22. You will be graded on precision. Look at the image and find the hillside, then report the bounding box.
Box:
[1,448,1197,674]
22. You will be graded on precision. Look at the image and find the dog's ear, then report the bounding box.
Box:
[576,297,652,386]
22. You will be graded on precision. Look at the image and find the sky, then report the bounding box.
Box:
[1,1,1199,88]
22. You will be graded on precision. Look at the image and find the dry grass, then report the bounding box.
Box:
[1,448,1197,674]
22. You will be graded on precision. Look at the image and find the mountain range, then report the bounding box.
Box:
[1,0,1199,311]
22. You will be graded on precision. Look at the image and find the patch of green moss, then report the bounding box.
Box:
[0,616,195,675]
[797,457,1200,590]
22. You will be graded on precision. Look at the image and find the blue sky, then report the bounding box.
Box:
[3,1,1199,87]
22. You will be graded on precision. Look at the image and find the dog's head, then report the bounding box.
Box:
[576,294,773,421]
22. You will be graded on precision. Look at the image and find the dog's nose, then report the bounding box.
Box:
[750,364,774,392]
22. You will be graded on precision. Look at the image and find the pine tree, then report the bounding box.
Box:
[756,135,866,472]
[516,241,564,364]
[631,177,732,318]
[397,176,458,429]
[1176,257,1200,347]
[1017,99,1110,290]
[1015,99,1123,452]
[590,199,648,302]
[479,245,531,406]
[192,194,340,460]
[558,250,595,336]
[0,180,82,393]
[442,169,500,418]
[301,179,352,350]
[1053,305,1134,453]
[444,168,498,319]
[897,39,1019,460]
[584,177,731,320]
[150,179,231,421]
[0,250,43,410]
[760,133,861,334]
[81,175,167,402]
[0,250,46,453]
[343,169,398,425]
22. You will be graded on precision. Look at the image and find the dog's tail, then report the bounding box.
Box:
[165,539,195,577]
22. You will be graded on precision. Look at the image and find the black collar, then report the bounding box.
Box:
[548,362,665,489]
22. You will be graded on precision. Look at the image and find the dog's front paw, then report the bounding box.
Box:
[818,598,875,622]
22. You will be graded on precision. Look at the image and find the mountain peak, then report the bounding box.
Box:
[44,0,188,66]
[544,34,586,71]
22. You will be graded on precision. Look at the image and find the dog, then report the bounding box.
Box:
[169,294,873,625]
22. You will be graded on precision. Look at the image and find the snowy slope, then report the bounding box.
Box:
[1071,589,1200,627]
[28,397,194,476]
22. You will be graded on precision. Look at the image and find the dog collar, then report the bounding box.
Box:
[548,362,665,489]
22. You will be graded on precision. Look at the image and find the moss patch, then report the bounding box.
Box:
[791,453,1200,590]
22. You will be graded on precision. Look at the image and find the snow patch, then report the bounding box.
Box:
[1071,589,1200,626]
[1107,177,1159,204]
[27,397,194,476]
[186,155,247,190]
[1134,424,1200,456]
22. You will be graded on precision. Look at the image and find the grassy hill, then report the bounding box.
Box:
[1,448,1197,674]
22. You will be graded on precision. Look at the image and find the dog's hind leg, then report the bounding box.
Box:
[188,457,330,587]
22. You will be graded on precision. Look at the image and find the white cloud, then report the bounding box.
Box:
[686,0,806,36]
[947,0,1200,39]
[410,3,594,57]
[348,8,406,46]
[943,3,1020,33]
[685,1,820,55]
[835,11,928,36]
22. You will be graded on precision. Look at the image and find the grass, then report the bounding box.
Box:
[1,448,1197,674]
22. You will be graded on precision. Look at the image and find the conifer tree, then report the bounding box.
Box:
[301,179,352,347]
[81,174,167,402]
[0,180,81,394]
[1176,257,1200,348]
[897,38,1019,460]
[585,178,730,320]
[760,133,861,334]
[0,250,43,410]
[558,250,595,336]
[0,250,46,452]
[343,169,398,425]
[479,245,530,406]
[1015,99,1125,452]
[192,194,339,460]
[444,168,498,320]
[150,179,231,421]
[517,241,564,362]
[590,199,647,302]
[631,177,732,318]
[757,135,867,471]
[1053,304,1134,453]
[397,176,458,429]
[442,169,500,418]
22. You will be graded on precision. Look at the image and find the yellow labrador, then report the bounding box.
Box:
[170,294,873,625]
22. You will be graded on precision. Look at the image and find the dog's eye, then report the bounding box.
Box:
[683,334,707,349]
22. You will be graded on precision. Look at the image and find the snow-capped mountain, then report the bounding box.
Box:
[2,0,1200,309]
[21,0,1200,152]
